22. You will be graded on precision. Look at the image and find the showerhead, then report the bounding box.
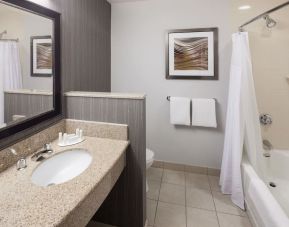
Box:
[263,15,277,28]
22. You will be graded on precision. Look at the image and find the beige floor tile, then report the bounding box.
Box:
[159,183,185,205]
[163,169,185,185]
[147,180,161,200]
[187,207,219,227]
[147,167,163,182]
[218,213,252,227]
[155,202,186,227]
[147,199,157,226]
[209,176,221,192]
[212,191,247,217]
[186,187,215,211]
[186,173,210,190]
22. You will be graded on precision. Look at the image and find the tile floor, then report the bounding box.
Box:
[147,167,252,227]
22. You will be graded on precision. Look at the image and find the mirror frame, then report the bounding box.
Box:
[0,0,61,143]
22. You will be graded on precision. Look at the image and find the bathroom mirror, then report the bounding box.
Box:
[0,0,61,142]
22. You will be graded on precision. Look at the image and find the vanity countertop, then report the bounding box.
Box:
[4,89,53,96]
[0,136,129,227]
[65,91,146,100]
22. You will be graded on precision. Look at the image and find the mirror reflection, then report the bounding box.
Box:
[0,2,54,129]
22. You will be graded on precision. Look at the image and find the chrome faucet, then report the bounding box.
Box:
[263,139,273,157]
[8,148,27,171]
[31,143,53,161]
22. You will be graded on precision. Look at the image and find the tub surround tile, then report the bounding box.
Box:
[0,137,128,227]
[65,91,146,100]
[65,119,128,141]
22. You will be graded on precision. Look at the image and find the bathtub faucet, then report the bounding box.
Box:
[263,140,273,157]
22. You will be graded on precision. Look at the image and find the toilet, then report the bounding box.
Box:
[146,148,155,192]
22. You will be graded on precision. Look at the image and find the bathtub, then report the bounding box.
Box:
[242,150,289,227]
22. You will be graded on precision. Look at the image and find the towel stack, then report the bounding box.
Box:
[170,97,217,128]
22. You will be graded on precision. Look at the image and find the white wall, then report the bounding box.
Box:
[111,0,231,168]
[0,4,53,91]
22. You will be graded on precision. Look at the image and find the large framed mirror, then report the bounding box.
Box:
[0,0,61,143]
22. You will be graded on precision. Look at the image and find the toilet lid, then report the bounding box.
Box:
[146,149,154,161]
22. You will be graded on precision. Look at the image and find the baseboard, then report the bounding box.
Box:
[152,160,220,176]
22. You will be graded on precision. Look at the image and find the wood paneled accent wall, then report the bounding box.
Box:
[4,93,53,123]
[51,0,111,92]
[66,95,146,227]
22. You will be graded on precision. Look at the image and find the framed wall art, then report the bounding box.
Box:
[166,28,218,80]
[31,36,53,77]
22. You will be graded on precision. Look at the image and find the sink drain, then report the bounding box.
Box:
[47,183,56,187]
[269,182,277,188]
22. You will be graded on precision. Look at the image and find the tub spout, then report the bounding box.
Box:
[263,139,273,150]
[263,140,273,157]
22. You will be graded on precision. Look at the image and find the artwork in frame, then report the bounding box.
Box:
[166,28,218,80]
[31,36,53,77]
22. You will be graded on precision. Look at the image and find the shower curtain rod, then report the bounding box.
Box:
[239,1,289,31]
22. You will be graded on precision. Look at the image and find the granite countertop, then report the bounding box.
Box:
[64,91,146,100]
[4,89,53,96]
[0,136,129,227]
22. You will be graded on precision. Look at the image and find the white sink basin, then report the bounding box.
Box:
[31,148,92,187]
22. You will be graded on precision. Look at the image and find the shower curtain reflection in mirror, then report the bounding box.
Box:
[0,41,23,128]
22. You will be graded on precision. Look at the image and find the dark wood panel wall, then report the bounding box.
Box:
[4,93,53,123]
[51,0,111,92]
[66,96,146,227]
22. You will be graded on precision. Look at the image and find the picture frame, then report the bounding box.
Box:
[166,28,218,80]
[30,36,53,77]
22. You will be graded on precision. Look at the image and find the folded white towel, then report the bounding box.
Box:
[191,98,217,128]
[170,97,190,126]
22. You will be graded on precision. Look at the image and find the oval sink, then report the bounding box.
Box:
[31,148,92,187]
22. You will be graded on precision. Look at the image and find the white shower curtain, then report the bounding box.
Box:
[0,41,23,126]
[220,32,262,209]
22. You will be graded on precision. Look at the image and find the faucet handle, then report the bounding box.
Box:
[44,143,52,150]
[16,158,27,171]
